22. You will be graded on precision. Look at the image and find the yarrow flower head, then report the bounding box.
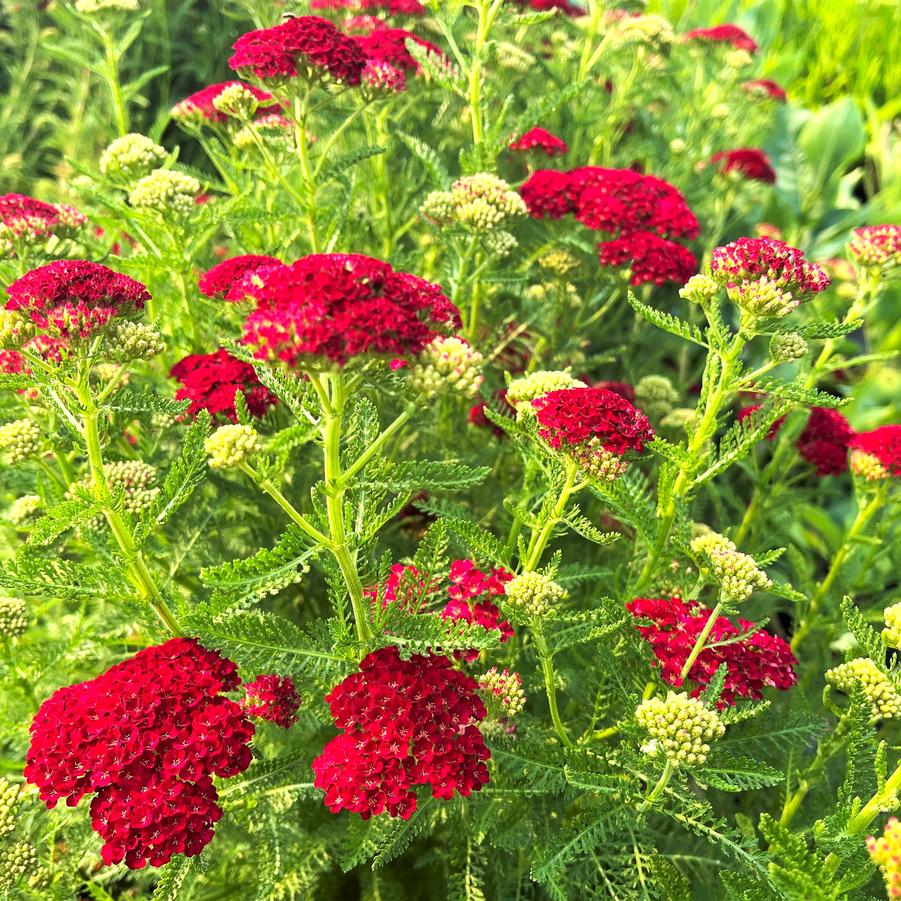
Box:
[507,369,586,414]
[509,128,568,157]
[0,418,42,463]
[312,646,490,820]
[0,841,39,893]
[742,79,787,101]
[635,692,725,766]
[531,386,654,479]
[205,423,262,469]
[170,349,276,422]
[353,26,446,85]
[229,15,367,85]
[769,332,808,362]
[683,24,758,54]
[883,602,901,650]
[171,82,277,124]
[848,225,901,269]
[710,237,830,317]
[198,255,283,302]
[868,817,901,899]
[849,426,901,481]
[24,638,255,868]
[5,260,149,341]
[635,375,679,419]
[796,407,855,476]
[826,658,901,720]
[0,597,27,638]
[128,169,201,217]
[104,320,165,362]
[241,253,461,367]
[478,667,526,716]
[679,273,720,304]
[0,777,20,835]
[628,597,797,705]
[423,174,528,232]
[598,232,698,286]
[0,193,87,256]
[690,529,772,601]
[8,494,41,528]
[407,336,484,399]
[607,13,675,51]
[711,148,776,184]
[68,461,160,527]
[242,675,300,729]
[502,570,566,620]
[99,134,167,180]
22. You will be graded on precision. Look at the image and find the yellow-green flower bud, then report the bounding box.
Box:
[850,449,890,482]
[635,375,679,419]
[99,134,167,180]
[75,0,138,10]
[212,83,260,120]
[826,658,901,720]
[503,571,567,619]
[679,274,719,304]
[609,14,675,52]
[539,250,579,275]
[660,407,696,431]
[129,169,201,216]
[770,332,808,362]
[450,173,527,231]
[8,494,41,527]
[635,691,724,767]
[0,419,42,463]
[724,49,753,69]
[507,370,586,414]
[0,841,38,891]
[206,424,261,469]
[483,229,518,259]
[104,320,165,362]
[408,336,484,399]
[0,778,20,836]
[0,598,27,638]
[0,309,36,349]
[478,667,526,716]
[691,528,772,600]
[884,602,901,650]
[726,276,796,318]
[495,42,536,73]
[420,191,455,227]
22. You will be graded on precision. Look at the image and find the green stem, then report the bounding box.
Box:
[293,93,320,253]
[339,406,414,487]
[466,248,485,342]
[534,628,573,749]
[240,464,330,546]
[523,462,579,571]
[679,602,724,682]
[100,30,128,136]
[640,759,674,811]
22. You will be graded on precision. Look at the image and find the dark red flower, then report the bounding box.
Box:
[242,675,301,729]
[25,638,254,868]
[170,348,276,422]
[171,82,278,122]
[711,148,776,184]
[229,15,367,85]
[849,425,901,477]
[598,232,698,285]
[512,0,585,15]
[310,0,425,12]
[242,253,461,367]
[0,193,74,245]
[312,646,490,819]
[198,255,283,301]
[710,237,830,296]
[742,79,787,101]
[354,26,445,73]
[684,24,758,54]
[509,127,568,156]
[6,261,149,340]
[628,597,797,705]
[797,407,855,475]
[0,350,25,374]
[519,169,580,219]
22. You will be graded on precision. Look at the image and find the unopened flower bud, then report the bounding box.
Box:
[770,332,808,362]
[727,276,797,317]
[408,336,484,399]
[849,225,900,269]
[206,424,261,469]
[483,229,518,259]
[635,375,679,419]
[420,191,455,227]
[104,320,165,362]
[478,667,526,716]
[8,494,41,527]
[635,691,724,766]
[539,250,579,274]
[609,14,674,51]
[503,571,566,619]
[679,274,719,304]
[0,841,38,891]
[507,370,586,414]
[669,138,687,155]
[711,103,731,120]
[850,449,889,482]
[450,174,527,231]
[0,778,20,835]
[0,598,27,638]
[129,169,201,217]
[660,407,696,431]
[826,658,901,720]
[724,49,753,69]
[0,419,42,463]
[75,0,138,10]
[99,134,167,180]
[883,602,901,650]
[212,83,260,120]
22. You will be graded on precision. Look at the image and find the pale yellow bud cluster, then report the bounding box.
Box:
[868,817,901,900]
[0,598,27,638]
[724,49,753,69]
[496,42,537,73]
[608,14,675,52]
[68,461,160,527]
[769,332,808,362]
[524,282,580,305]
[539,250,579,275]
[0,841,38,892]
[503,571,566,619]
[690,529,772,601]
[8,495,41,527]
[0,778,20,836]
[407,336,484,399]
[75,0,138,11]
[660,407,696,431]
[234,115,295,151]
[212,83,260,120]
[850,449,889,482]
[826,658,901,720]
[679,274,719,304]
[483,229,518,259]
[205,424,261,469]
[129,169,201,217]
[421,174,527,232]
[727,277,798,317]
[99,134,167,180]
[0,309,36,349]
[635,375,679,419]
[478,667,526,716]
[507,370,586,414]
[104,320,165,362]
[571,439,629,483]
[884,603,901,650]
[635,692,724,766]
[0,419,42,463]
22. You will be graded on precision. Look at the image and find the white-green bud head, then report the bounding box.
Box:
[0,841,38,891]
[129,169,201,216]
[635,375,679,419]
[884,602,901,650]
[635,691,724,766]
[503,570,567,620]
[826,658,901,720]
[206,424,261,469]
[506,370,586,415]
[0,598,27,639]
[0,419,42,463]
[679,274,719,304]
[8,495,41,527]
[407,336,484,399]
[769,332,808,362]
[99,134,167,180]
[0,778,20,836]
[104,320,165,362]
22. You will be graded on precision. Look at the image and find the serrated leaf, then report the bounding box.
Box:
[698,754,784,792]
[746,377,847,408]
[627,292,708,346]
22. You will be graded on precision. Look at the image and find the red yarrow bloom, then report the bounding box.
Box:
[354,26,446,74]
[0,349,25,374]
[229,15,367,85]
[850,426,901,478]
[628,597,797,705]
[171,348,276,422]
[743,79,787,101]
[849,225,901,268]
[312,646,490,819]
[24,638,254,868]
[509,127,569,157]
[683,24,758,54]
[242,253,461,367]
[519,169,581,220]
[711,148,776,184]
[242,675,301,729]
[711,237,830,297]
[170,82,278,122]
[198,254,283,301]
[797,407,855,476]
[310,0,425,12]
[512,0,585,15]
[6,260,149,340]
[0,193,86,249]
[598,232,698,286]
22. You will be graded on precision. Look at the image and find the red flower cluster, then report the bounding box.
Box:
[509,127,569,156]
[171,348,276,421]
[711,148,776,184]
[512,0,585,15]
[743,79,787,101]
[710,237,830,296]
[229,15,367,85]
[354,26,444,71]
[24,639,255,868]
[0,349,25,374]
[849,225,901,267]
[310,0,425,12]
[312,646,490,819]
[532,386,654,455]
[628,598,797,705]
[198,254,283,301]
[797,407,855,475]
[242,675,301,729]
[6,260,149,340]
[683,24,758,54]
[850,426,901,477]
[0,193,85,247]
[171,82,277,122]
[241,253,461,367]
[597,231,698,286]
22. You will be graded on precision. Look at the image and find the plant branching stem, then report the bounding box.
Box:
[679,601,724,682]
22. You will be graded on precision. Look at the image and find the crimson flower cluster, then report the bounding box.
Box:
[242,675,301,729]
[241,253,461,367]
[310,0,425,12]
[711,148,776,184]
[513,0,584,14]
[743,79,787,101]
[353,24,446,91]
[229,15,366,85]
[532,387,654,455]
[171,348,276,421]
[710,237,830,297]
[509,127,569,156]
[628,598,797,706]
[24,639,255,869]
[0,193,86,247]
[683,24,758,54]
[171,81,277,122]
[850,426,901,477]
[198,254,283,301]
[6,260,149,340]
[520,167,699,285]
[312,646,490,819]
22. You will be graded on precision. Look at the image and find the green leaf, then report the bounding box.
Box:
[27,499,97,547]
[444,516,510,566]
[106,388,189,417]
[627,292,708,347]
[364,460,490,492]
[372,797,436,868]
[745,376,846,408]
[698,754,784,792]
[319,145,385,182]
[797,98,866,182]
[396,131,450,186]
[548,607,625,653]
